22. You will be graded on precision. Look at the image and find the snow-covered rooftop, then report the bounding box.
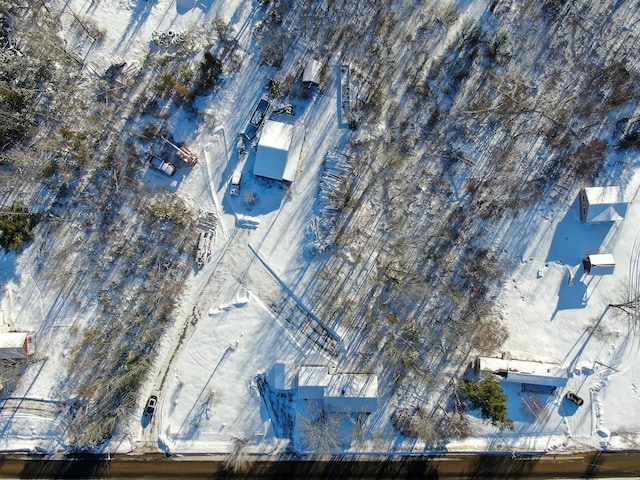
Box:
[302,59,322,86]
[298,365,378,396]
[3,0,640,459]
[581,186,628,222]
[583,186,626,205]
[253,120,302,182]
[0,331,33,349]
[477,356,564,377]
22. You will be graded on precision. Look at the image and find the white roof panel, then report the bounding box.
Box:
[584,186,625,205]
[253,120,300,181]
[297,365,378,412]
[0,332,30,349]
[303,59,322,85]
[587,253,615,266]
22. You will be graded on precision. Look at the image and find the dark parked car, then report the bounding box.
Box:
[566,391,584,406]
[145,395,158,416]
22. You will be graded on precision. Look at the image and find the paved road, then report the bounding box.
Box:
[2,451,640,479]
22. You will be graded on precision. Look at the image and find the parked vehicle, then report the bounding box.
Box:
[248,98,270,128]
[566,391,584,406]
[145,395,158,416]
[149,155,176,176]
[243,98,271,139]
[230,172,241,196]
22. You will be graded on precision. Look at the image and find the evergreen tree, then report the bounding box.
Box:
[0,203,38,252]
[460,376,514,431]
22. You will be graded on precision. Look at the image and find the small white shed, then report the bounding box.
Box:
[579,187,628,223]
[302,59,322,87]
[583,253,615,275]
[0,332,35,359]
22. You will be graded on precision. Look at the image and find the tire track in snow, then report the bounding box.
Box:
[202,130,229,240]
[585,233,640,444]
[605,232,640,373]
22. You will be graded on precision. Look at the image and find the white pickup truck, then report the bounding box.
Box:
[149,155,176,176]
[230,172,241,196]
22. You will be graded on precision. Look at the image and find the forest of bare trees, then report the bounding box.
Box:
[1,0,640,451]
[255,0,640,444]
[0,1,203,449]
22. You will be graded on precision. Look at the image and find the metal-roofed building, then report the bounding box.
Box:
[253,120,304,182]
[579,186,628,223]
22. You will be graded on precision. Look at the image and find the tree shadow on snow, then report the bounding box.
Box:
[558,396,581,417]
[114,0,156,54]
[0,250,18,286]
[546,196,614,266]
[551,274,589,319]
[176,0,213,15]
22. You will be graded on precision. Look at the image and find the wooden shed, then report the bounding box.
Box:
[583,253,615,275]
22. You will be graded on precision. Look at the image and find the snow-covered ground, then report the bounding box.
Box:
[1,0,640,457]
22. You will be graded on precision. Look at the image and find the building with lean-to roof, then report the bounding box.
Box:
[253,120,304,183]
[302,59,322,87]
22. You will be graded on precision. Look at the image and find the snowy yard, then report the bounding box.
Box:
[1,0,640,460]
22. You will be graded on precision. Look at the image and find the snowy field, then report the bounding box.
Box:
[1,0,640,458]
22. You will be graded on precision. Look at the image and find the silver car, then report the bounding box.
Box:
[149,155,176,176]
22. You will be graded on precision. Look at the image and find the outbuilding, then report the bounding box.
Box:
[475,356,567,388]
[583,253,615,275]
[302,59,322,87]
[253,120,303,182]
[579,186,628,223]
[0,332,36,359]
[297,365,378,414]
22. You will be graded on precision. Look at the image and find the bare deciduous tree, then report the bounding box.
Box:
[298,404,343,453]
[222,436,255,473]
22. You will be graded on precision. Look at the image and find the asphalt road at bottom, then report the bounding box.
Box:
[1,451,640,479]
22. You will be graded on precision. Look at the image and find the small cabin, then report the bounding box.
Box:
[583,253,615,275]
[302,59,322,87]
[579,187,628,223]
